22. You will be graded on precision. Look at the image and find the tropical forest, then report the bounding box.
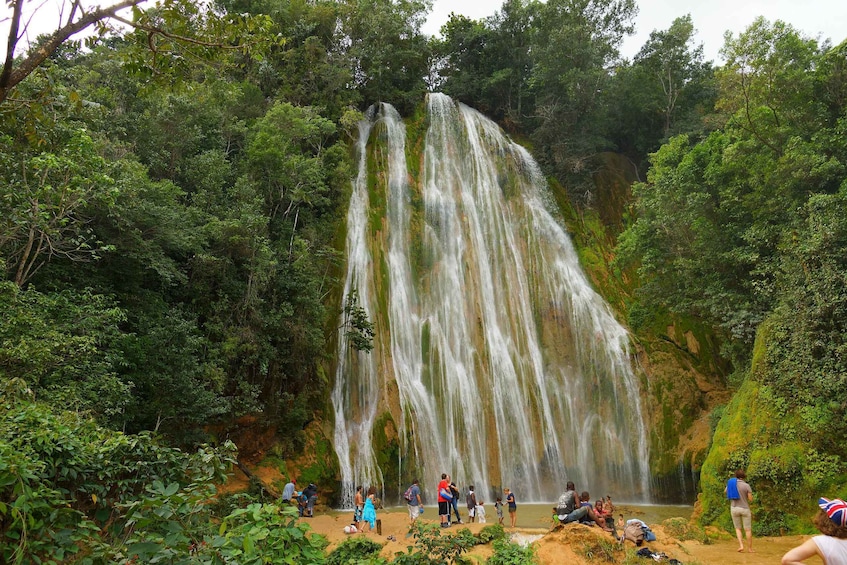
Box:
[1,0,846,563]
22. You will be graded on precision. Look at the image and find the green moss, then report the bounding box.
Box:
[372,412,401,491]
[298,433,341,500]
[699,367,847,533]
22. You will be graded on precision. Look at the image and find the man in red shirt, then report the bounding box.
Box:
[437,473,451,527]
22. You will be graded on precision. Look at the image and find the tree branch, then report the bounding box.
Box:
[0,0,146,104]
[109,12,247,50]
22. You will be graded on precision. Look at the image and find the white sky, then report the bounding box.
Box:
[3,0,846,63]
[423,0,847,63]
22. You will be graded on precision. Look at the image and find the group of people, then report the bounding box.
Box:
[284,467,847,565]
[281,479,318,518]
[553,481,617,535]
[352,485,380,532]
[431,474,516,528]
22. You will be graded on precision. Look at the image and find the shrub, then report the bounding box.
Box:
[477,524,507,544]
[487,538,538,564]
[327,535,385,564]
[391,522,476,564]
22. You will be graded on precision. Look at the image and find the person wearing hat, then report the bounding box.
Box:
[782,498,847,564]
[725,469,754,552]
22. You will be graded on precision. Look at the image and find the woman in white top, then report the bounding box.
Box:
[782,497,847,565]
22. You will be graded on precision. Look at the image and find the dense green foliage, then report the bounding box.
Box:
[2,0,847,554]
[619,19,847,526]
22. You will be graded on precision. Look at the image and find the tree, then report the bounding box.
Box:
[338,0,432,113]
[634,15,709,138]
[605,15,716,169]
[342,289,374,352]
[0,282,130,419]
[436,0,537,127]
[764,188,847,453]
[717,17,824,153]
[1,0,144,104]
[1,0,275,105]
[529,0,636,193]
[0,126,116,287]
[616,22,847,370]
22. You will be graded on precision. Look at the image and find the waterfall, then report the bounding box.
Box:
[332,95,651,507]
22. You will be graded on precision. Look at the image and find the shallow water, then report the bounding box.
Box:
[333,503,693,530]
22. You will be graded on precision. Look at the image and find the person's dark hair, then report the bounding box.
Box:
[580,491,590,501]
[735,469,747,480]
[367,486,377,496]
[567,481,575,490]
[442,473,447,479]
[412,478,419,485]
[469,485,474,490]
[356,485,362,492]
[814,510,847,539]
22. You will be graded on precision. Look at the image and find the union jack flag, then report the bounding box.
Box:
[819,497,847,527]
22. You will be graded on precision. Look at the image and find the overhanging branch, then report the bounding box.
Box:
[0,0,146,104]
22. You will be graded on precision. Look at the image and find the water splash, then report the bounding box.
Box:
[333,95,650,507]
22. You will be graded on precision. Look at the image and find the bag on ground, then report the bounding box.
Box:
[624,522,645,546]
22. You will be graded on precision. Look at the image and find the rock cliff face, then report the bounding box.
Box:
[555,152,733,503]
[265,109,733,508]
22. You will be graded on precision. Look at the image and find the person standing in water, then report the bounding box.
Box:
[504,488,517,528]
[495,497,504,525]
[725,469,754,553]
[466,485,477,523]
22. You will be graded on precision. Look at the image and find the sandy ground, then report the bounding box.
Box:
[300,508,823,564]
[221,466,821,563]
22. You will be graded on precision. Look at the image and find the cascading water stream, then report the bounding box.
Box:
[331,115,383,504]
[333,95,651,507]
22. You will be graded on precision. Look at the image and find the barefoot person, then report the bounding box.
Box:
[406,479,423,526]
[782,498,847,564]
[495,497,504,525]
[360,486,377,532]
[354,485,364,525]
[725,469,754,552]
[504,488,517,528]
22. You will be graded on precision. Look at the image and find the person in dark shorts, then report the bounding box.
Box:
[437,473,451,527]
[505,488,517,528]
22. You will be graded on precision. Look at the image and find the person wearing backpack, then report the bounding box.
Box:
[466,485,477,523]
[725,469,754,553]
[405,478,423,525]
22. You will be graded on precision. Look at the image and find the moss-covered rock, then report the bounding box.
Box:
[698,319,847,535]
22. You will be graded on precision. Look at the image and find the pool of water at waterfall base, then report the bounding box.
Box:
[330,503,693,530]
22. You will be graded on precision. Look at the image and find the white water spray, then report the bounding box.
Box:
[333,95,650,506]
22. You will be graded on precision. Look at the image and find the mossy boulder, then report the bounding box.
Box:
[699,320,847,535]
